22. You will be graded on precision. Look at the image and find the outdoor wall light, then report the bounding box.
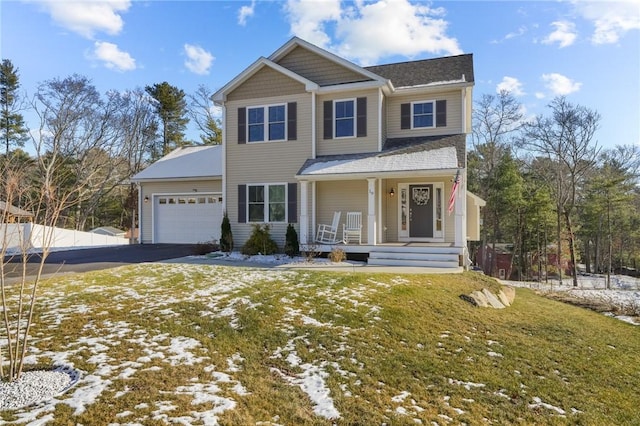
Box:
[144,196,149,203]
[389,188,395,197]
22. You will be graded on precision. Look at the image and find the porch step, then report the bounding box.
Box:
[367,245,461,268]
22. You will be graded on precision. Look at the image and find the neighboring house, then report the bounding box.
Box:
[90,226,126,238]
[136,37,485,268]
[1,201,33,223]
[476,243,572,279]
[132,145,223,244]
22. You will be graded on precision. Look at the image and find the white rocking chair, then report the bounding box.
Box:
[342,211,362,244]
[316,211,341,244]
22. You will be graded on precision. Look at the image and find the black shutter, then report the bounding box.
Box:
[356,97,367,137]
[323,100,333,139]
[238,184,246,223]
[287,182,297,223]
[401,103,411,129]
[238,107,246,144]
[436,100,447,127]
[287,102,297,141]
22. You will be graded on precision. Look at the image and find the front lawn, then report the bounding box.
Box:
[2,263,639,425]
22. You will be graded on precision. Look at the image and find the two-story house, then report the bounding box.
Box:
[134,37,484,269]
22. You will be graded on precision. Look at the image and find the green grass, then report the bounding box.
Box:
[2,264,639,425]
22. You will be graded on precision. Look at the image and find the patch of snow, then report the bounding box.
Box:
[529,396,566,415]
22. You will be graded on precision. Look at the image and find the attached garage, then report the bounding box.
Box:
[132,146,224,245]
[153,193,223,243]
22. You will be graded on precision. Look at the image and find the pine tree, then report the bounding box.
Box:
[145,82,189,158]
[0,59,29,155]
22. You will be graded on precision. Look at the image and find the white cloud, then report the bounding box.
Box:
[535,92,546,99]
[93,41,136,71]
[542,21,577,48]
[542,73,582,95]
[496,76,525,96]
[573,1,640,44]
[238,0,256,26]
[284,0,342,49]
[184,44,214,75]
[285,0,462,65]
[32,0,131,39]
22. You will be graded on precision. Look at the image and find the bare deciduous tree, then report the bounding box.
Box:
[188,84,222,145]
[520,96,600,287]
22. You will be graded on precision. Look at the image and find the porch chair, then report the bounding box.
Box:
[342,211,362,244]
[316,211,341,244]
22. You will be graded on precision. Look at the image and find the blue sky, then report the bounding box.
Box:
[1,0,639,148]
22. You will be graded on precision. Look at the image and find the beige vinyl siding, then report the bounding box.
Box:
[386,90,463,138]
[382,177,455,243]
[139,179,222,243]
[226,92,312,248]
[316,180,369,243]
[381,94,388,143]
[277,46,370,86]
[317,89,380,156]
[227,67,305,102]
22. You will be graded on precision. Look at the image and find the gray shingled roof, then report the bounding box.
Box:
[297,134,466,177]
[365,54,474,88]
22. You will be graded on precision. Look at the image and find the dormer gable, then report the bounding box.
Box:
[213,57,319,105]
[271,37,387,87]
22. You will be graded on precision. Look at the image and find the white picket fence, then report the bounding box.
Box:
[1,223,129,252]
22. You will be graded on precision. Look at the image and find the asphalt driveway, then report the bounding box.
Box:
[3,244,199,283]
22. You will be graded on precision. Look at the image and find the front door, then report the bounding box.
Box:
[409,184,434,238]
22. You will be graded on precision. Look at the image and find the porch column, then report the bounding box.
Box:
[454,174,466,247]
[367,178,377,245]
[299,180,309,245]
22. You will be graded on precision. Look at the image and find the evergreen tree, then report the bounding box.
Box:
[0,59,29,155]
[145,82,189,158]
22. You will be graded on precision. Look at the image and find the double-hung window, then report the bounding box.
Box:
[248,107,265,142]
[334,99,355,138]
[412,101,435,128]
[247,104,286,142]
[247,183,286,222]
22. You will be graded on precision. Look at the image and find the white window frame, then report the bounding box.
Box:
[246,103,287,143]
[334,98,356,139]
[246,183,287,223]
[411,100,436,129]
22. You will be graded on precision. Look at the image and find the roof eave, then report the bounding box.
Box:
[296,167,461,181]
[390,81,474,96]
[316,80,388,94]
[131,175,222,183]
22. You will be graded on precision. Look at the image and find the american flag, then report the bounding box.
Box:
[448,170,460,214]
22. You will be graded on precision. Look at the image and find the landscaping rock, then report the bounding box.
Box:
[470,290,489,307]
[482,288,506,309]
[502,286,516,304]
[460,294,478,306]
[497,290,511,307]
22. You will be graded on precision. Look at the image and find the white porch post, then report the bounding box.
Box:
[454,173,466,247]
[367,178,377,245]
[299,180,309,244]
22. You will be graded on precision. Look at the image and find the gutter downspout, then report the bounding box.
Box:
[221,104,227,215]
[311,91,317,159]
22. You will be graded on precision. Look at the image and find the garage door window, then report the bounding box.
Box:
[247,183,286,223]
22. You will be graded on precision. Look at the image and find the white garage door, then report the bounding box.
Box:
[154,194,223,244]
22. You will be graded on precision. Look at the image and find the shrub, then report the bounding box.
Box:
[302,243,321,262]
[329,247,346,263]
[241,224,278,256]
[192,241,218,255]
[284,224,300,257]
[220,212,233,252]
